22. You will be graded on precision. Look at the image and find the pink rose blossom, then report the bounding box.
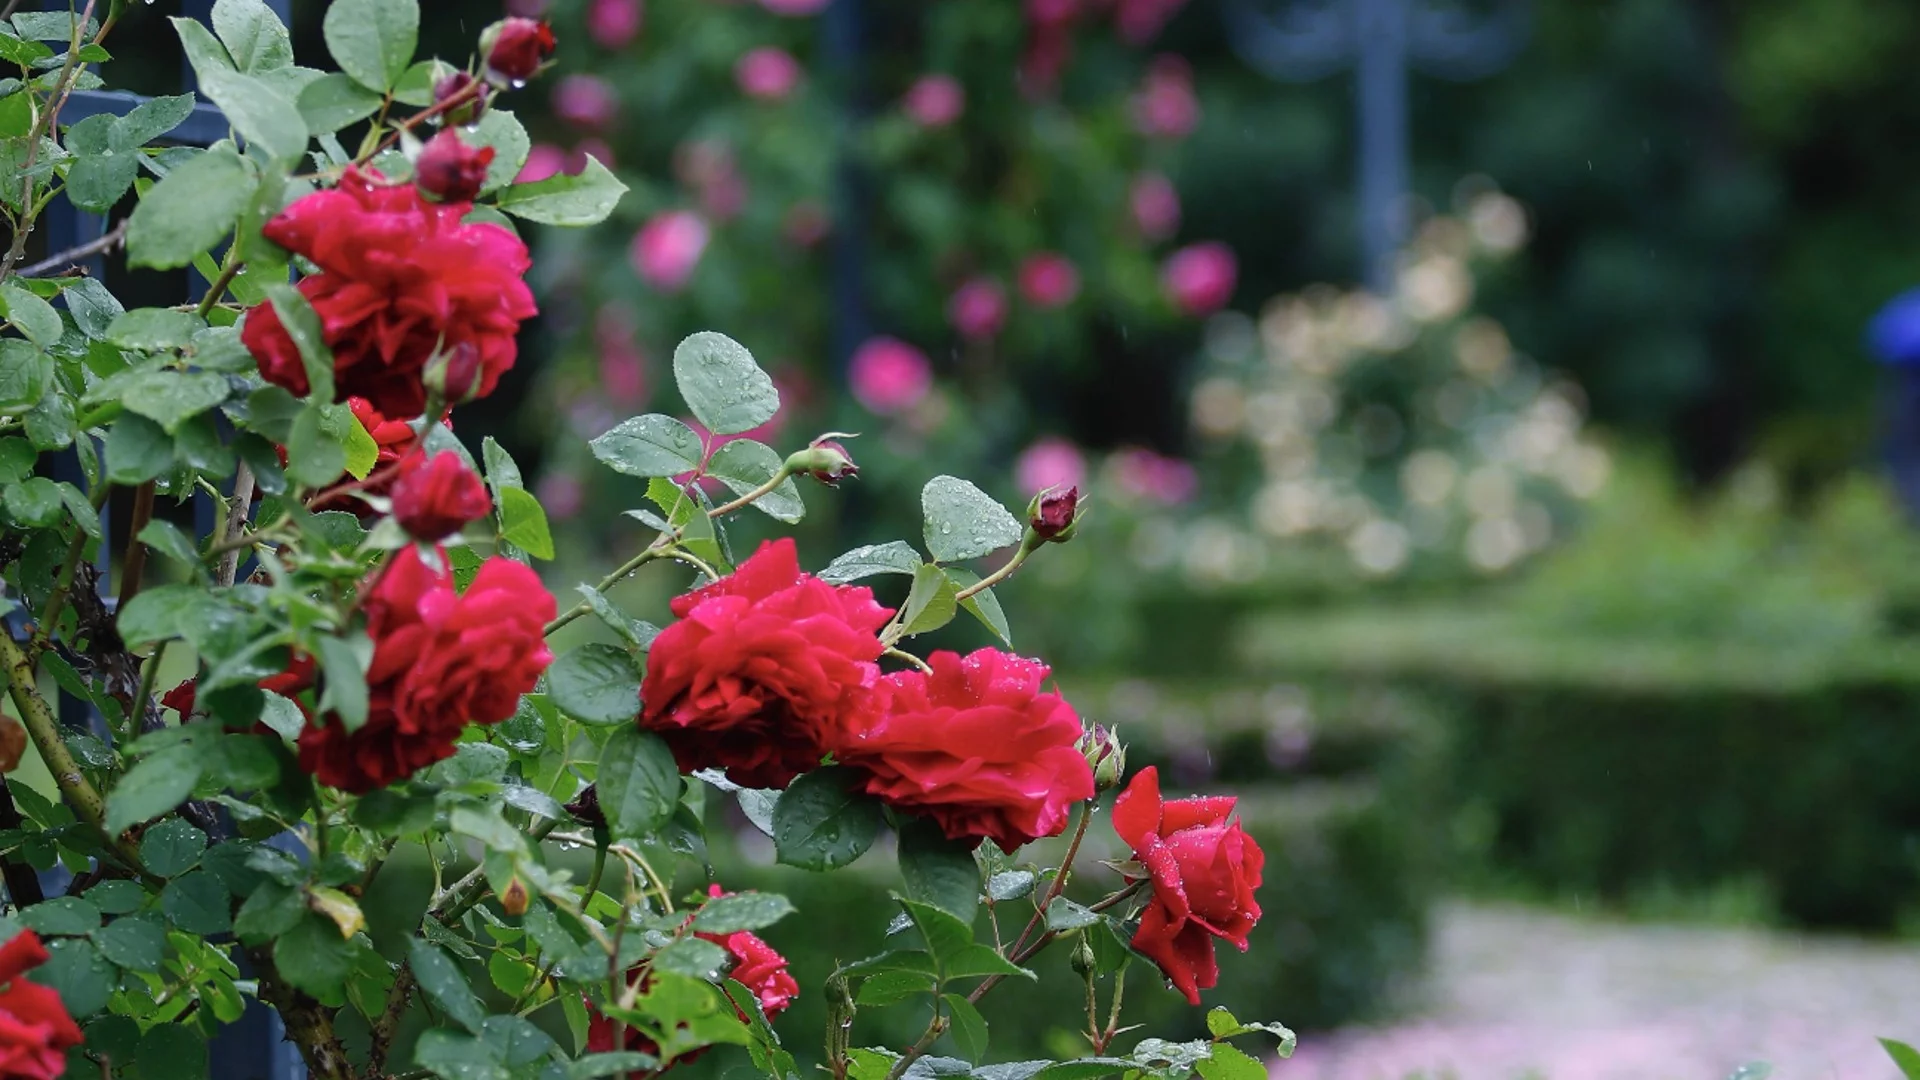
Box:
[553,75,618,129]
[947,277,1007,341]
[736,47,803,101]
[1161,241,1237,315]
[588,0,643,49]
[1111,448,1198,505]
[576,140,615,170]
[1016,437,1087,495]
[1131,55,1199,140]
[1130,171,1181,240]
[757,0,830,15]
[848,337,933,415]
[537,472,585,521]
[630,211,710,293]
[517,143,568,184]
[902,74,965,128]
[1018,252,1080,309]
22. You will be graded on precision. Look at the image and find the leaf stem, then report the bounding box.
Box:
[545,543,671,636]
[706,467,794,519]
[953,539,1037,602]
[194,259,244,318]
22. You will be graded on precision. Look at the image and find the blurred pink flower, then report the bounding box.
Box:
[1161,241,1236,315]
[630,211,710,293]
[595,307,648,406]
[758,0,830,15]
[948,277,1007,341]
[699,172,748,221]
[574,139,616,170]
[736,47,803,101]
[674,138,735,190]
[1016,438,1086,495]
[1131,55,1198,139]
[848,337,933,415]
[902,74,965,128]
[588,0,643,49]
[783,201,831,247]
[1018,252,1080,309]
[517,143,568,184]
[1111,448,1197,504]
[1027,0,1078,26]
[1113,0,1188,43]
[1130,171,1181,240]
[1021,25,1074,96]
[553,74,618,129]
[537,472,585,521]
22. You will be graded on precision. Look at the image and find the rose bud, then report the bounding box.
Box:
[565,784,606,828]
[1077,723,1126,793]
[391,451,493,543]
[786,435,859,486]
[433,70,490,125]
[1026,484,1080,543]
[415,130,496,204]
[424,342,486,405]
[481,17,557,86]
[499,875,531,916]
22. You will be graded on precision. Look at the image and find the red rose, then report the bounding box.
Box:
[162,654,317,721]
[0,931,82,1080]
[483,17,557,84]
[415,129,496,204]
[297,548,555,792]
[639,538,891,789]
[391,451,492,542]
[588,885,797,1057]
[839,649,1094,852]
[1111,767,1264,1005]
[240,167,536,421]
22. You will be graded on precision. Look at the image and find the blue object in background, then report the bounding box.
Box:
[1867,288,1920,519]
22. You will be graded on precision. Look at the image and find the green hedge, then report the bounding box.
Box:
[1243,607,1920,930]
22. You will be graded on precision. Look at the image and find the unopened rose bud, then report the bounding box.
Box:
[414,130,496,205]
[1070,937,1097,978]
[433,70,490,126]
[565,784,606,828]
[423,342,485,405]
[1077,723,1126,793]
[500,875,531,916]
[786,434,859,486]
[1026,484,1080,543]
[481,17,557,87]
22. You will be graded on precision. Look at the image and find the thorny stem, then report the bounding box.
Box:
[365,78,485,161]
[195,259,244,318]
[215,463,256,587]
[364,963,417,1079]
[545,543,674,635]
[1010,801,1094,958]
[114,481,157,616]
[17,218,127,277]
[37,482,111,648]
[131,641,166,734]
[706,467,794,519]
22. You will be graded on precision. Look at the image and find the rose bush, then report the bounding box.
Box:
[0,2,1291,1078]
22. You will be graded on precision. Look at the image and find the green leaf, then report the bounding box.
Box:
[690,892,795,934]
[899,563,958,638]
[120,371,231,434]
[139,818,208,877]
[706,439,804,523]
[497,486,554,559]
[127,146,255,270]
[986,871,1036,902]
[547,643,641,726]
[410,938,486,1034]
[1885,1041,1920,1080]
[448,803,525,854]
[655,936,729,978]
[596,727,681,839]
[820,542,923,585]
[263,281,335,404]
[316,632,370,733]
[95,914,168,972]
[496,154,629,226]
[944,994,989,1063]
[896,899,973,968]
[922,476,1024,563]
[211,0,294,73]
[590,414,704,479]
[198,68,308,162]
[855,969,934,1006]
[37,938,115,1018]
[63,277,123,338]
[773,767,882,871]
[104,413,171,485]
[114,94,197,149]
[3,477,62,527]
[19,897,99,936]
[1195,1044,1263,1080]
[161,871,232,935]
[671,331,779,437]
[0,30,52,66]
[481,1014,557,1066]
[322,0,418,92]
[1086,918,1134,975]
[136,1025,208,1080]
[0,340,50,412]
[1043,899,1099,932]
[1204,1007,1295,1049]
[898,818,980,923]
[0,282,61,348]
[411,1029,502,1079]
[944,568,1012,645]
[341,411,379,480]
[85,881,145,916]
[467,108,530,195]
[575,586,657,650]
[105,308,206,352]
[276,913,352,1001]
[104,745,204,834]
[233,881,306,943]
[296,71,383,134]
[64,136,141,215]
[286,405,347,488]
[392,58,455,106]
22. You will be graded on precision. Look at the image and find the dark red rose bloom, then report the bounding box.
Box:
[415,130,496,204]
[1031,484,1078,541]
[588,885,797,1059]
[0,931,82,1080]
[483,17,557,83]
[640,538,891,789]
[391,451,492,542]
[162,654,317,722]
[297,547,555,792]
[240,167,536,421]
[839,649,1093,853]
[1111,766,1264,1005]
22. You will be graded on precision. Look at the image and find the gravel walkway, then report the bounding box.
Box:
[1278,903,1920,1080]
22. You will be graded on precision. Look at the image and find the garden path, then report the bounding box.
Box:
[1277,902,1920,1080]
